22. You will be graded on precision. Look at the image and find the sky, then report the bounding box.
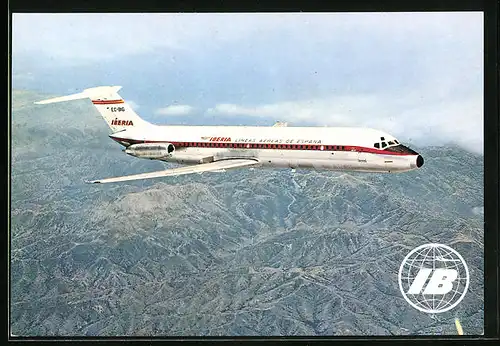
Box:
[12,12,484,153]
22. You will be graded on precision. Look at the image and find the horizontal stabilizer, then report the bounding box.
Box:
[34,86,122,104]
[86,158,259,184]
[34,92,87,104]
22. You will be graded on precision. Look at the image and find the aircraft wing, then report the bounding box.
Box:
[85,158,259,184]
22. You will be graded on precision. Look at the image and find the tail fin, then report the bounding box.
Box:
[34,86,153,132]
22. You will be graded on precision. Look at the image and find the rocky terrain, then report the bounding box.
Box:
[10,90,484,336]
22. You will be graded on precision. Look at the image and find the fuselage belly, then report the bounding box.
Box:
[156,147,415,173]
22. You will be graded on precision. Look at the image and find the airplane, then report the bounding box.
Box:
[34,86,424,184]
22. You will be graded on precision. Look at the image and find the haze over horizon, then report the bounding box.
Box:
[12,12,483,154]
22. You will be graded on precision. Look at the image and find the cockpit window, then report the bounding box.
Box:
[381,142,387,148]
[388,141,395,145]
[394,140,399,144]
[384,144,419,155]
[380,137,385,140]
[374,143,380,149]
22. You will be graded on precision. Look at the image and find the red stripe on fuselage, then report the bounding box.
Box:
[110,137,416,156]
[92,100,124,104]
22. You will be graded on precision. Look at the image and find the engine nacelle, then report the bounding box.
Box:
[125,143,175,159]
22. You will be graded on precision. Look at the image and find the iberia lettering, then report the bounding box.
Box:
[111,118,134,126]
[209,137,231,142]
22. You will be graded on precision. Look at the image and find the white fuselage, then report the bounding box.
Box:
[34,86,424,183]
[110,124,424,173]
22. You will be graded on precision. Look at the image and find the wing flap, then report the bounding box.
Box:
[86,158,259,184]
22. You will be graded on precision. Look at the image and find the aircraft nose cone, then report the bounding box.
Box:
[416,155,424,168]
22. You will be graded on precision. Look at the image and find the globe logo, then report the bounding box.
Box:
[398,243,470,314]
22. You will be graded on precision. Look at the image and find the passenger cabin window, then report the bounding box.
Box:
[374,143,380,149]
[381,142,387,148]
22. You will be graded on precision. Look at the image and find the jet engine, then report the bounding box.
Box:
[124,143,175,159]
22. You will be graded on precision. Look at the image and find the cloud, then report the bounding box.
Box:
[207,90,483,154]
[155,105,194,116]
[127,100,139,110]
[207,103,296,118]
[11,12,483,154]
[12,14,185,63]
[12,12,482,64]
[11,13,291,63]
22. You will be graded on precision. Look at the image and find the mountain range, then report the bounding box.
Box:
[10,90,484,336]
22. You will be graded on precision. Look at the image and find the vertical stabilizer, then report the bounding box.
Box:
[35,86,153,132]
